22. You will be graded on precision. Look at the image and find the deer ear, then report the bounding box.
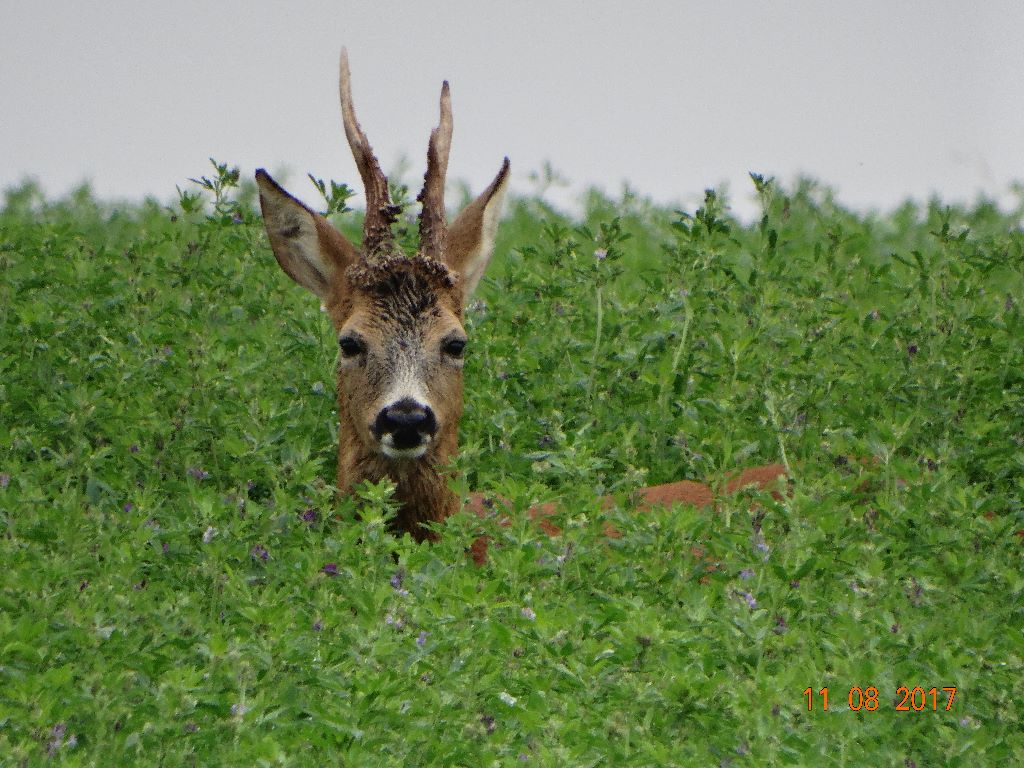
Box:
[256,169,358,299]
[443,158,510,299]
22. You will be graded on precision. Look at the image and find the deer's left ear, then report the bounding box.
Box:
[443,158,510,299]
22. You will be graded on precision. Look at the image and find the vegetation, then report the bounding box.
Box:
[1,163,1022,764]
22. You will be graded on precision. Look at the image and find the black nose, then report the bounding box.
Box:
[373,398,437,450]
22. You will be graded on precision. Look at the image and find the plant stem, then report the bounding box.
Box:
[765,389,792,476]
[587,285,603,398]
[659,300,693,415]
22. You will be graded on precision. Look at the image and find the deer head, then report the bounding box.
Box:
[255,50,509,540]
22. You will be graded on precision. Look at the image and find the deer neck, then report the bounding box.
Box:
[336,409,460,542]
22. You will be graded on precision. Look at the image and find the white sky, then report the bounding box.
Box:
[2,1,1022,219]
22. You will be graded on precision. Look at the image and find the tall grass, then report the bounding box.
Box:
[1,168,1022,764]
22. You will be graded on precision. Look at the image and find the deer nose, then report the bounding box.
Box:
[373,398,437,452]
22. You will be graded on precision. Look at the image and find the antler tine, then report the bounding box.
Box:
[417,81,452,259]
[339,48,398,256]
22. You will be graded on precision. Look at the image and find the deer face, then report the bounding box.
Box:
[255,50,508,483]
[334,256,466,461]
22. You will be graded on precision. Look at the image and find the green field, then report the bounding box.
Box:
[1,166,1022,765]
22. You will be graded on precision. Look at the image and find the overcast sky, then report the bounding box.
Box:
[3,1,1022,219]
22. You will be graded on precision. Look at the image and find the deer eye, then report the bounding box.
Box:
[443,338,466,358]
[338,335,365,358]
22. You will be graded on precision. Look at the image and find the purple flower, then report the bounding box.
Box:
[389,570,410,596]
[202,526,217,544]
[129,444,140,454]
[300,508,317,524]
[520,606,536,621]
[416,631,428,647]
[739,568,755,580]
[753,532,769,555]
[230,703,248,717]
[741,591,757,610]
[250,545,269,562]
[0,473,9,489]
[907,343,918,357]
[594,248,608,260]
[312,620,323,632]
[187,466,210,481]
[47,723,68,757]
[123,502,135,513]
[322,563,338,577]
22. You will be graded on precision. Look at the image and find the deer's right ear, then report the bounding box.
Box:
[256,169,358,299]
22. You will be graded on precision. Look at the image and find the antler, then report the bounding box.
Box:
[339,48,399,256]
[417,81,452,259]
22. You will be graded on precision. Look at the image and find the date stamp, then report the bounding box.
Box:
[804,686,957,712]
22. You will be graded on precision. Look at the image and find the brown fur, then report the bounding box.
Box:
[256,52,509,542]
[326,258,467,539]
[256,51,788,552]
[463,464,789,564]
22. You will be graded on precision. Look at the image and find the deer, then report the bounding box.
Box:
[255,50,787,555]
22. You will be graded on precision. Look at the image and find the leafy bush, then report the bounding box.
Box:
[0,166,1021,764]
